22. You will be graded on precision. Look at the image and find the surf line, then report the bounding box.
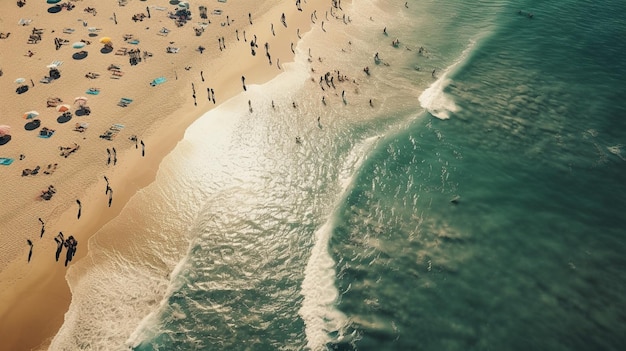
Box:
[418,37,481,120]
[299,135,380,350]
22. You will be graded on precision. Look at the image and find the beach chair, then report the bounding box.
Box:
[117,98,133,107]
[157,27,170,36]
[115,48,128,55]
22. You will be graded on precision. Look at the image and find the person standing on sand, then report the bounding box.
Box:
[106,148,111,165]
[140,140,145,157]
[27,239,33,263]
[112,147,117,165]
[242,75,246,91]
[76,199,82,219]
[38,217,45,238]
[108,188,113,207]
[54,235,63,262]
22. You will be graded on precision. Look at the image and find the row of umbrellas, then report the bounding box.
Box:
[21,97,89,120]
[0,98,90,136]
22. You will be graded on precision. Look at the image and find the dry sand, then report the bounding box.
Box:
[0,0,339,349]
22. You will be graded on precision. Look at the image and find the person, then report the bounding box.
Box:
[38,217,45,237]
[76,199,82,219]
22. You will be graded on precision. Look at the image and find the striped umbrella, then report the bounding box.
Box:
[23,110,39,119]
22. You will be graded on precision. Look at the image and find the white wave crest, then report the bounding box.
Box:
[419,39,479,120]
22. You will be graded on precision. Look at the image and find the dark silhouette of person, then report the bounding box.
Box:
[27,239,33,262]
[38,217,45,238]
[76,199,82,219]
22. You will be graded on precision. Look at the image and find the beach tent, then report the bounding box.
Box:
[23,110,39,119]
[0,125,11,137]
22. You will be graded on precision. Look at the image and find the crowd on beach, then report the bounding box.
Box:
[4,0,425,293]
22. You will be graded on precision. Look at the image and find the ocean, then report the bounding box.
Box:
[50,0,626,350]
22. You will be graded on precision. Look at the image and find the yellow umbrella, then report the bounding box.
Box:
[99,37,112,44]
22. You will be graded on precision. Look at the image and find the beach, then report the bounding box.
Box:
[3,0,625,350]
[0,0,341,349]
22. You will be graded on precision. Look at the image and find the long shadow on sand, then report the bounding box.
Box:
[72,51,88,60]
[57,114,73,124]
[75,108,90,117]
[25,119,41,131]
[47,6,62,14]
[0,135,11,145]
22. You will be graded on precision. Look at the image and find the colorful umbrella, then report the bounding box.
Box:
[0,125,11,137]
[56,104,71,113]
[23,110,39,119]
[72,41,86,49]
[99,37,112,44]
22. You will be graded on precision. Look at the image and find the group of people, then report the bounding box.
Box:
[40,185,56,201]
[54,232,78,266]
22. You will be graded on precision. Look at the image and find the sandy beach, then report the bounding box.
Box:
[0,0,340,349]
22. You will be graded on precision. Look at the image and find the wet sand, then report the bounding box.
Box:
[0,0,337,349]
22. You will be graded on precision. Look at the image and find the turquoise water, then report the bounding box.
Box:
[330,1,626,350]
[51,0,626,350]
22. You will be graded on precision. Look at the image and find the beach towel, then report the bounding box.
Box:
[0,157,14,166]
[150,77,166,86]
[117,98,133,107]
[38,131,55,138]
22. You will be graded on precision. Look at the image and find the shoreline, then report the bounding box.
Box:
[0,0,337,349]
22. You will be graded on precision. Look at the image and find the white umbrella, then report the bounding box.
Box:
[72,41,86,49]
[74,96,88,106]
[15,78,25,84]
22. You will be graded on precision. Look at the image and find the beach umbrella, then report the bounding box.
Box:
[47,0,62,3]
[0,125,11,137]
[72,41,86,49]
[56,104,71,113]
[74,96,88,105]
[99,37,112,44]
[23,110,39,119]
[178,2,189,8]
[15,78,25,84]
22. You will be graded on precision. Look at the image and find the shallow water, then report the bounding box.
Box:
[51,0,626,350]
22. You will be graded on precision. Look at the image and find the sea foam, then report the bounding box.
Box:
[419,39,479,120]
